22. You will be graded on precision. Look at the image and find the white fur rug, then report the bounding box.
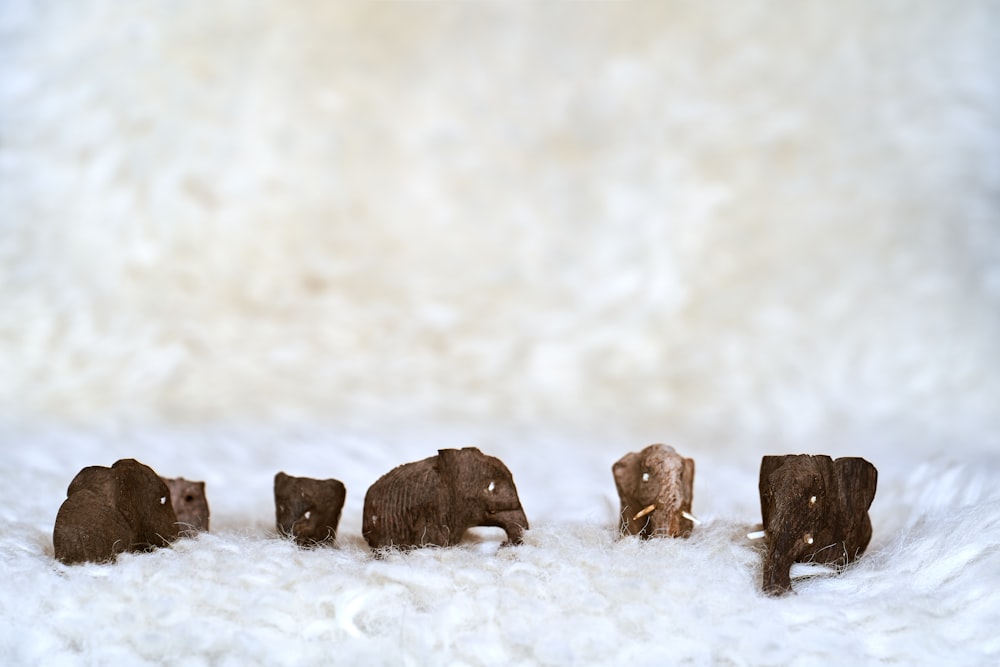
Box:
[2,1,999,664]
[2,423,999,665]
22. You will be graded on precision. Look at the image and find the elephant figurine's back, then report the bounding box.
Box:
[362,447,529,551]
[363,457,449,548]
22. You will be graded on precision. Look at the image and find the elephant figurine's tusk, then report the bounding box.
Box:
[681,511,701,525]
[747,530,767,540]
[632,504,657,521]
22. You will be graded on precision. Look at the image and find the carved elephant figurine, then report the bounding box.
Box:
[613,444,695,538]
[161,477,210,533]
[53,458,180,565]
[274,472,346,547]
[758,454,878,595]
[362,447,529,550]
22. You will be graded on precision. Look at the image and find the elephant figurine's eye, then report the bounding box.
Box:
[804,533,814,545]
[160,496,167,505]
[303,510,312,520]
[487,481,495,492]
[809,495,817,505]
[641,472,650,482]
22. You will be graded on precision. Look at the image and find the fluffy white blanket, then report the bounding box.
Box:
[1,1,998,664]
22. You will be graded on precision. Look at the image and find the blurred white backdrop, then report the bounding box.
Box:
[3,5,1000,664]
[2,0,998,457]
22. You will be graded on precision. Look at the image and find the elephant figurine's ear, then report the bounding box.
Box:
[834,457,878,512]
[611,452,640,489]
[758,456,790,528]
[759,456,787,485]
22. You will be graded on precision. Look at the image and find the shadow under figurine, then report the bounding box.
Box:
[53,458,180,565]
[362,447,529,550]
[161,477,210,534]
[274,472,346,547]
[758,454,878,596]
[613,443,696,538]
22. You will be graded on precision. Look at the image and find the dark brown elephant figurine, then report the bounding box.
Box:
[613,444,696,538]
[758,454,878,596]
[362,447,529,550]
[161,477,210,534]
[53,458,180,565]
[274,472,346,547]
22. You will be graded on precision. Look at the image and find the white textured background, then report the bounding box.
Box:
[1,1,999,664]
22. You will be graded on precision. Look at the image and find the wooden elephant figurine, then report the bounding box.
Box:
[161,477,210,534]
[53,458,180,565]
[362,447,529,550]
[758,454,878,595]
[274,472,346,547]
[613,444,695,538]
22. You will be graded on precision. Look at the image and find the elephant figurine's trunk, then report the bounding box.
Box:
[762,533,796,596]
[486,507,529,545]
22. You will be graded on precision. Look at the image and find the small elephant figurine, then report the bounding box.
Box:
[161,477,210,534]
[758,454,878,596]
[53,458,180,565]
[274,472,346,547]
[613,444,695,538]
[362,447,529,550]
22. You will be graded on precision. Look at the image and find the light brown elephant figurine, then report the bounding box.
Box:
[613,444,696,538]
